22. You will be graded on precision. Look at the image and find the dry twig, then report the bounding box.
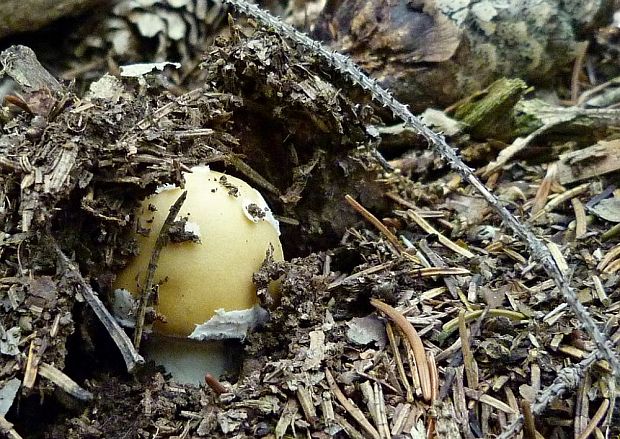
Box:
[388,193,474,259]
[54,243,144,372]
[133,191,187,350]
[38,362,93,401]
[325,369,381,439]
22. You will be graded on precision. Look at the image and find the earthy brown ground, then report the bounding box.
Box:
[1,3,620,439]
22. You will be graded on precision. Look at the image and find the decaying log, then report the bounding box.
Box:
[0,0,108,39]
[312,0,613,112]
[452,78,528,142]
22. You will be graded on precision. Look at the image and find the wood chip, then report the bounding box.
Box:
[38,363,93,401]
[556,140,620,184]
[572,198,587,239]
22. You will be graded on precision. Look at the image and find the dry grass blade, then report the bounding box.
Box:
[602,259,620,274]
[345,194,403,252]
[389,192,474,259]
[458,310,479,390]
[464,391,517,415]
[404,342,423,399]
[486,241,525,264]
[409,267,470,277]
[504,387,520,427]
[453,367,474,439]
[597,244,620,271]
[389,404,411,435]
[360,381,389,439]
[332,413,366,439]
[546,242,569,274]
[571,41,589,103]
[427,352,439,402]
[576,373,591,436]
[426,352,439,439]
[327,261,393,291]
[400,250,422,265]
[373,383,390,439]
[371,298,432,402]
[410,209,474,258]
[442,309,527,335]
[417,239,463,300]
[386,322,413,401]
[529,183,590,223]
[591,275,608,304]
[530,163,556,216]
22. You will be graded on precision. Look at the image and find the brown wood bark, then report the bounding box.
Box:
[312,0,614,112]
[0,0,107,39]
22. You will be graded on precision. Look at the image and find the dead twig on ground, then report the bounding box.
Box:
[133,191,187,350]
[54,243,144,372]
[345,194,403,253]
[325,369,381,439]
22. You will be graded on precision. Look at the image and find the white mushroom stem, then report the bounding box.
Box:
[143,336,241,385]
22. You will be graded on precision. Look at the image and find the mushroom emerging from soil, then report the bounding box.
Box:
[113,166,283,384]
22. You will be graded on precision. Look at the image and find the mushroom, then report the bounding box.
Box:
[113,166,283,384]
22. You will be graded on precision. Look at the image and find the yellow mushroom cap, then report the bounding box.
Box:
[113,166,283,338]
